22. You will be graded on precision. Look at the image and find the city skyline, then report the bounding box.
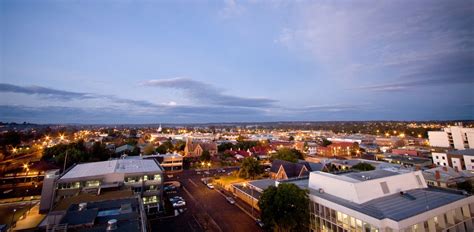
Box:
[1,0,473,123]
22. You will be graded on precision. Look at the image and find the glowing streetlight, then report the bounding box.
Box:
[60,134,65,140]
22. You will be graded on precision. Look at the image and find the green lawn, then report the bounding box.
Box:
[214,175,246,189]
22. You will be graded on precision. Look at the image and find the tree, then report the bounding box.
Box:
[90,142,112,161]
[143,144,155,155]
[161,139,174,151]
[258,183,309,232]
[350,142,360,156]
[200,150,211,161]
[129,146,141,156]
[1,131,21,147]
[272,148,304,163]
[218,142,234,152]
[239,157,262,179]
[352,163,375,171]
[457,181,473,193]
[155,145,167,154]
[174,140,186,152]
[321,138,332,147]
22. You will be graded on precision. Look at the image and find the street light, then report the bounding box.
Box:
[10,208,17,231]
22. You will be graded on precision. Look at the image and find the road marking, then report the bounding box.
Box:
[216,188,257,221]
[188,179,198,187]
[189,215,204,230]
[183,186,223,232]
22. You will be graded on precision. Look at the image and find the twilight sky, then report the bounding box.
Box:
[1,0,473,123]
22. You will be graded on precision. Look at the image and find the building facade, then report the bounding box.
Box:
[428,125,474,150]
[40,159,164,214]
[308,170,474,232]
[432,149,474,171]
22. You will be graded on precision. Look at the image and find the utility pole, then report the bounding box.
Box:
[63,150,68,173]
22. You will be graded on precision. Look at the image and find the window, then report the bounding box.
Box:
[380,182,389,194]
[442,157,445,160]
[85,180,100,187]
[436,156,439,159]
[437,162,440,165]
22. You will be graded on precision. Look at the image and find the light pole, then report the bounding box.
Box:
[63,150,68,173]
[23,164,29,183]
[10,208,17,231]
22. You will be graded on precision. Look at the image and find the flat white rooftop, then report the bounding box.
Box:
[60,159,162,181]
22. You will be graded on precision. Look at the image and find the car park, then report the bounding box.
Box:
[225,196,235,204]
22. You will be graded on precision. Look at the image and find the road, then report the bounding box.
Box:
[150,167,262,232]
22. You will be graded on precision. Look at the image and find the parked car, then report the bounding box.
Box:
[255,219,264,228]
[196,171,201,175]
[173,200,186,208]
[164,185,177,192]
[204,171,210,175]
[201,177,211,184]
[225,196,235,204]
[170,196,184,203]
[207,183,215,189]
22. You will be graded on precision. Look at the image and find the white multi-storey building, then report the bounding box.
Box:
[305,169,474,232]
[432,149,474,171]
[40,159,164,214]
[428,125,474,150]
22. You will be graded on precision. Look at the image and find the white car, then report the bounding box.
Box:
[225,196,235,204]
[207,183,215,189]
[173,200,186,208]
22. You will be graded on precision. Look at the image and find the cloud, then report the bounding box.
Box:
[142,77,278,107]
[275,0,474,88]
[0,83,159,108]
[355,75,474,92]
[219,0,244,18]
[0,104,272,124]
[0,83,95,100]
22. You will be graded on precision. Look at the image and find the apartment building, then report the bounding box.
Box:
[40,159,164,214]
[428,125,474,150]
[432,149,474,171]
